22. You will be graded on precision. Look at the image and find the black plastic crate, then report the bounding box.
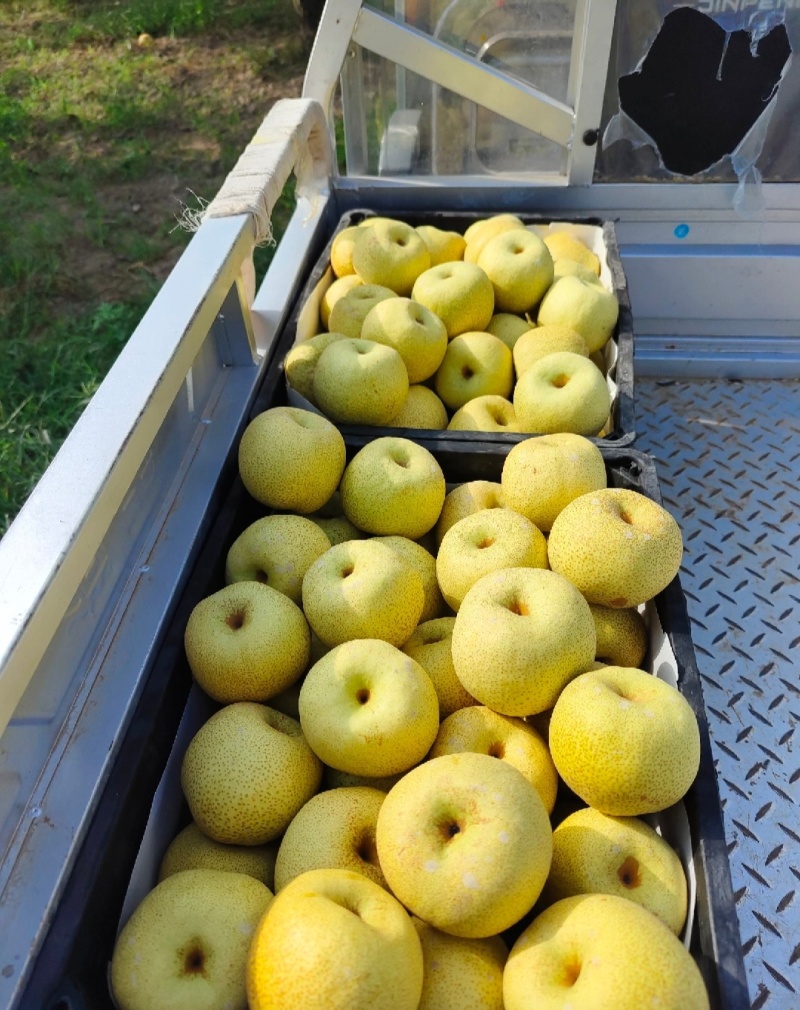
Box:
[256,208,635,448]
[20,446,746,1010]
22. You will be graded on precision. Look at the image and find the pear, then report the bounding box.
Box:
[159,823,278,889]
[313,338,409,425]
[416,224,467,265]
[388,385,449,430]
[447,395,519,432]
[412,261,495,338]
[537,274,619,352]
[238,407,345,513]
[111,869,273,1010]
[246,869,424,1010]
[504,895,710,1010]
[274,786,388,891]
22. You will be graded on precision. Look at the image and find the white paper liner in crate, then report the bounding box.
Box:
[115,687,217,936]
[285,221,620,429]
[114,604,697,962]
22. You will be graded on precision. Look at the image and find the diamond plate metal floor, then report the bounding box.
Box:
[636,378,800,1010]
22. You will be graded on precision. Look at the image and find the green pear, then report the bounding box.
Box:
[111,869,273,1010]
[537,274,619,352]
[361,297,448,383]
[513,350,611,435]
[435,331,513,411]
[411,261,495,338]
[477,228,554,315]
[313,338,409,425]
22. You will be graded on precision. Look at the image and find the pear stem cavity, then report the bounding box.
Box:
[180,941,207,977]
[618,856,642,888]
[226,610,246,630]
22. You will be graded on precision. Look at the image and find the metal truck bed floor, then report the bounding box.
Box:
[635,377,800,1010]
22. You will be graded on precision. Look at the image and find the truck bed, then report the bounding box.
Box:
[636,376,800,1009]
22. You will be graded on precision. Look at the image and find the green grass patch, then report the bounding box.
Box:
[0,300,150,532]
[0,0,313,532]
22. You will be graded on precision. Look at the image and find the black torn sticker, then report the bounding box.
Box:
[617,6,791,176]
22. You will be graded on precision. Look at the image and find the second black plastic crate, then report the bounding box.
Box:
[257,207,635,448]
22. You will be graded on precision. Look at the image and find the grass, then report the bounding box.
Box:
[0,0,312,533]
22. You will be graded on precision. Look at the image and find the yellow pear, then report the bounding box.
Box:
[402,617,477,717]
[485,312,531,349]
[513,351,611,436]
[340,437,446,540]
[477,229,554,315]
[543,231,601,275]
[413,918,507,1010]
[309,514,365,546]
[159,823,277,889]
[372,534,444,622]
[351,219,431,296]
[430,706,558,814]
[112,869,273,1010]
[388,385,449,429]
[451,567,595,716]
[302,539,424,647]
[330,225,361,277]
[181,703,322,844]
[435,331,513,412]
[184,581,310,703]
[238,407,345,513]
[274,786,387,891]
[361,296,448,383]
[436,480,504,544]
[411,261,495,338]
[549,666,701,815]
[504,894,709,1010]
[320,273,363,329]
[313,337,409,425]
[224,513,331,604]
[284,331,350,403]
[590,603,648,667]
[547,487,683,607]
[537,274,619,353]
[416,224,467,265]
[512,324,589,376]
[299,639,439,776]
[436,508,548,611]
[247,868,423,1010]
[544,806,687,934]
[500,432,606,532]
[463,213,524,263]
[448,395,520,432]
[376,752,552,937]
[327,283,395,339]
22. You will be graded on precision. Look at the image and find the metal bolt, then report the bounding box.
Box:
[582,129,599,146]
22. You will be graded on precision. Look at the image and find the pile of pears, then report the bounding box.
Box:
[109,409,710,1010]
[284,214,620,437]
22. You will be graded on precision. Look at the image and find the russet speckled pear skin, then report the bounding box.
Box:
[547,487,683,608]
[451,567,596,716]
[413,918,507,1010]
[181,703,322,845]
